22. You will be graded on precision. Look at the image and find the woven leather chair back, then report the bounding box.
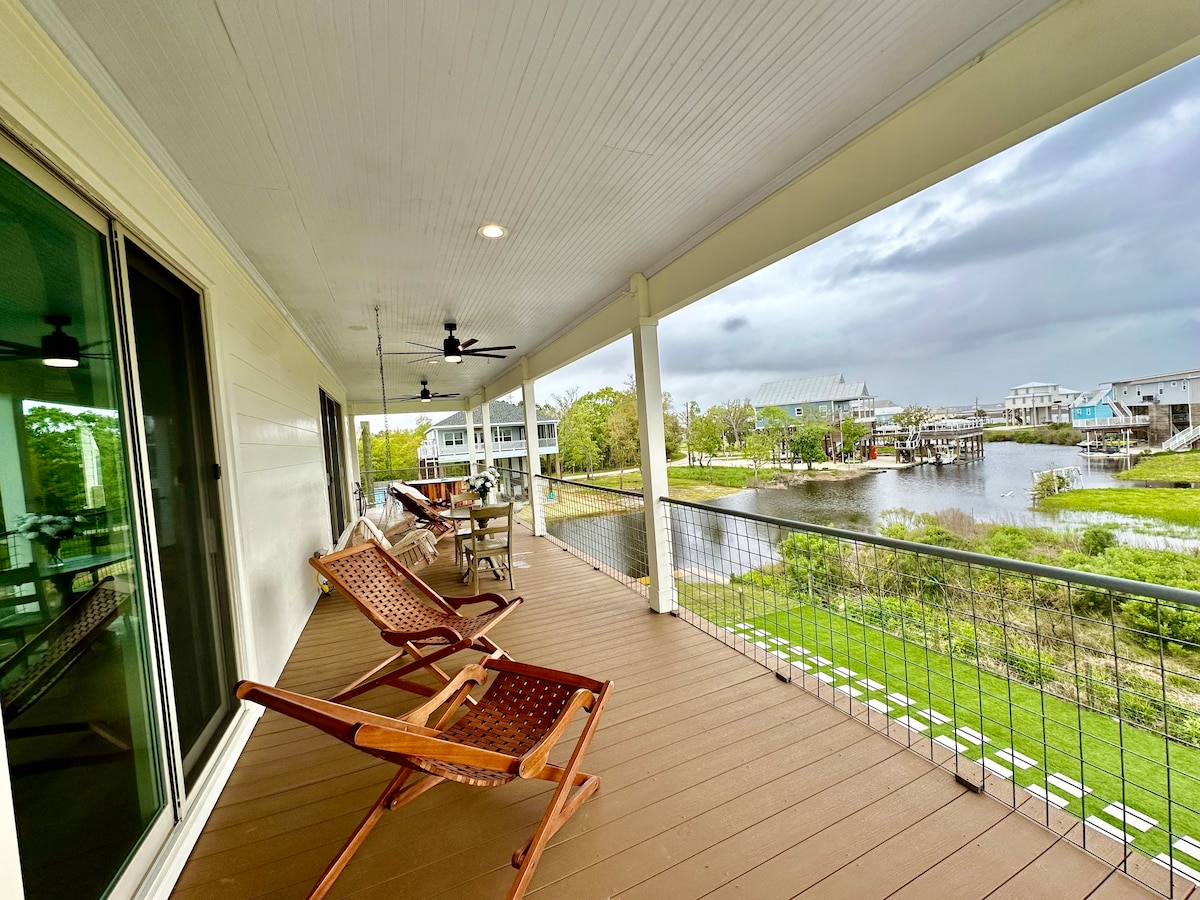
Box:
[314,543,443,635]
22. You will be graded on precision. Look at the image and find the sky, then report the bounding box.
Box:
[532,53,1200,414]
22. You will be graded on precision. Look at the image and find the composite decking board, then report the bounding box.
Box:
[884,812,1059,898]
[174,530,1156,900]
[986,839,1116,899]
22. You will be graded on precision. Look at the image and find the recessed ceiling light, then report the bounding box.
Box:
[347,324,368,331]
[478,223,507,239]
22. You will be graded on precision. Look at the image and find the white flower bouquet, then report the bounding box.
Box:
[466,467,500,501]
[16,512,84,562]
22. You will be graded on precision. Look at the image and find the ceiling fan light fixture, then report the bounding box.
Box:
[478,223,507,239]
[41,317,80,368]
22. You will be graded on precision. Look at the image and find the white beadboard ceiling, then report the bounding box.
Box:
[35,0,1055,403]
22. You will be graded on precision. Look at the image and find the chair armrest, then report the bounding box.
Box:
[235,681,438,741]
[381,625,464,647]
[354,723,519,773]
[442,592,517,611]
[516,688,595,779]
[400,663,488,727]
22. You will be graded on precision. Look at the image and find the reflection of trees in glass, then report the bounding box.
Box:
[23,404,125,512]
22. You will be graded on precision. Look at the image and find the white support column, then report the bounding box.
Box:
[630,273,676,614]
[521,365,546,536]
[464,405,478,474]
[480,397,495,469]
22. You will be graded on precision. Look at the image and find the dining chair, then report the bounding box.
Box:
[449,489,480,566]
[463,502,514,594]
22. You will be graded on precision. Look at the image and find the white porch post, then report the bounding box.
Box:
[464,405,478,474]
[630,273,676,614]
[521,364,546,536]
[480,397,495,469]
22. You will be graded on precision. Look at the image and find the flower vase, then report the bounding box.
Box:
[44,539,63,566]
[478,488,490,505]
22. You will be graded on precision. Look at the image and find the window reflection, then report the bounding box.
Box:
[0,157,164,899]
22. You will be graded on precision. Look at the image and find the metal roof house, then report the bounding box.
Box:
[753,374,873,424]
[1111,368,1200,448]
[1002,381,1082,425]
[1,1,1199,898]
[418,400,558,477]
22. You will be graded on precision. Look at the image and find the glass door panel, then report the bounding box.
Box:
[320,388,347,541]
[125,241,235,788]
[0,157,165,898]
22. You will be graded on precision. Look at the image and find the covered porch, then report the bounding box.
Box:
[172,528,1158,899]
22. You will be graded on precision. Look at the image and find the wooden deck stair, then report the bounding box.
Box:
[172,530,1173,899]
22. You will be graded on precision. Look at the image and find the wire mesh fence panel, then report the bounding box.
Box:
[664,496,1200,896]
[535,475,649,598]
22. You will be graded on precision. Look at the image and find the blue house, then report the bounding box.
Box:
[1071,385,1116,424]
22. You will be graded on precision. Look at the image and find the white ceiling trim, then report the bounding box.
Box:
[19,0,341,379]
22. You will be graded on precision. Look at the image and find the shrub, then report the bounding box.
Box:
[1123,600,1200,649]
[1080,525,1117,556]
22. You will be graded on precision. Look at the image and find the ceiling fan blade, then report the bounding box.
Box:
[465,352,508,359]
[464,345,517,353]
[385,350,440,356]
[406,355,442,364]
[406,341,443,351]
[386,395,422,401]
[459,338,479,350]
[79,339,110,351]
[432,392,461,398]
[0,339,38,353]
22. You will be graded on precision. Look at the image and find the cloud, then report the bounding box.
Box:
[539,55,1200,411]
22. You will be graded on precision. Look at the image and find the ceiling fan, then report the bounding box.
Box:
[385,322,515,364]
[0,314,108,368]
[389,379,460,403]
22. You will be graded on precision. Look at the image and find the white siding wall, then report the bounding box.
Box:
[0,0,342,685]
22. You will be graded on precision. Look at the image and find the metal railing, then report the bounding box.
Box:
[1077,416,1152,430]
[664,497,1200,896]
[533,474,648,598]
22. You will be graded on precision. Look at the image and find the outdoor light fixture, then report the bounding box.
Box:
[478,223,507,239]
[41,315,81,368]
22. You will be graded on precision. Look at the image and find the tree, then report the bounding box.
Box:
[361,416,430,478]
[840,417,871,461]
[606,384,640,488]
[557,403,601,475]
[687,410,725,469]
[894,405,934,429]
[662,393,683,460]
[23,404,127,513]
[793,420,830,470]
[745,431,775,474]
[715,398,755,453]
[758,406,792,469]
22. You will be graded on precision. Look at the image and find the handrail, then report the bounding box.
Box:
[661,494,1200,608]
[537,473,645,500]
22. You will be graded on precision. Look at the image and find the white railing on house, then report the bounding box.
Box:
[1163,424,1200,452]
[1076,416,1150,430]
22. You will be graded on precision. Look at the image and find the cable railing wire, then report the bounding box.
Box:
[662,495,1200,897]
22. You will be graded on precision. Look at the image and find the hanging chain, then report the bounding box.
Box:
[375,305,393,474]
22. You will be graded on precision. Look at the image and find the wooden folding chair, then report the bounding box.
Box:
[236,657,613,900]
[308,541,522,703]
[387,484,454,537]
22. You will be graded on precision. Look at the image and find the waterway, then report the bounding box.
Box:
[548,442,1199,581]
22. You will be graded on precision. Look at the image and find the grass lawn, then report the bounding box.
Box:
[1040,487,1200,527]
[1119,450,1200,483]
[678,581,1200,862]
[587,465,777,502]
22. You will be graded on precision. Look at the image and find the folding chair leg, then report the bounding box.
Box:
[307,768,414,900]
[506,687,611,900]
[330,642,464,703]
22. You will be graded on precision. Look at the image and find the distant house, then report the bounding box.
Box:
[418,400,558,477]
[1070,386,1116,425]
[1110,368,1200,445]
[753,374,873,424]
[1003,382,1081,425]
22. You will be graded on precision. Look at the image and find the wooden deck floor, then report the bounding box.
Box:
[173,529,1163,899]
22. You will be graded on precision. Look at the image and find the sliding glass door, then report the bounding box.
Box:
[124,241,236,789]
[0,153,166,898]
